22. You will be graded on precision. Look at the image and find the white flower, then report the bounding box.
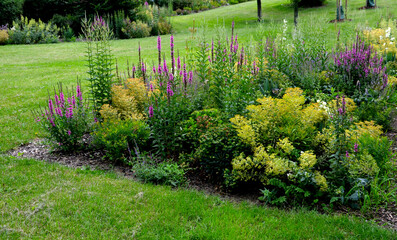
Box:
[391,37,395,41]
[386,27,391,38]
[283,19,287,24]
[11,26,15,31]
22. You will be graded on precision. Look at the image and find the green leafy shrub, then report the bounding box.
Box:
[0,0,23,26]
[122,19,152,38]
[93,120,150,163]
[133,161,186,187]
[152,18,172,35]
[8,16,59,44]
[180,109,248,180]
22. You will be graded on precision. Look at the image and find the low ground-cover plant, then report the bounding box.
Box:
[133,159,187,187]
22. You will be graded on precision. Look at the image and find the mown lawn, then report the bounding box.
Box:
[1,155,396,239]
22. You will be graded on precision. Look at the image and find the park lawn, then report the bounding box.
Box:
[1,155,396,239]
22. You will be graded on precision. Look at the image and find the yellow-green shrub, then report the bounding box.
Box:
[230,88,327,150]
[99,78,152,121]
[0,30,9,44]
[229,88,329,195]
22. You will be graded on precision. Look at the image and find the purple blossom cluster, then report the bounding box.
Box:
[34,84,90,150]
[334,36,388,92]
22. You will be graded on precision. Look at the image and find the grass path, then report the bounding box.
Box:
[1,155,396,239]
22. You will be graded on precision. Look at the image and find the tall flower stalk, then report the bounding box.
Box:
[82,15,114,115]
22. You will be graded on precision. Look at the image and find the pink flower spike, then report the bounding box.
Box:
[149,105,154,118]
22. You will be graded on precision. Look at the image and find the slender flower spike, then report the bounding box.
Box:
[170,35,175,74]
[68,130,71,136]
[157,36,161,64]
[354,143,358,153]
[346,151,350,158]
[188,71,193,84]
[149,105,154,118]
[167,81,174,97]
[48,99,54,116]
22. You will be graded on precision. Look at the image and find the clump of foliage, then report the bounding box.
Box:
[122,19,152,38]
[333,36,388,96]
[33,84,92,151]
[99,78,151,121]
[93,120,150,163]
[0,0,23,26]
[8,16,59,44]
[133,160,187,187]
[0,29,9,44]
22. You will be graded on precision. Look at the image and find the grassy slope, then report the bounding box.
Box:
[1,0,397,152]
[1,155,395,239]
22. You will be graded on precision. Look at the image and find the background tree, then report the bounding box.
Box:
[257,0,262,21]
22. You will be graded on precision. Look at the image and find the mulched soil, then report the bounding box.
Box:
[7,137,397,231]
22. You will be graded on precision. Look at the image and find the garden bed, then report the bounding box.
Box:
[7,136,397,231]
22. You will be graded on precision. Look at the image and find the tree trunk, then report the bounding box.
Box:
[257,0,262,21]
[294,3,298,27]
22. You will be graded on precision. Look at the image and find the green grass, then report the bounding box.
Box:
[1,155,396,239]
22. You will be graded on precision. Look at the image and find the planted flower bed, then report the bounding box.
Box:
[33,17,397,214]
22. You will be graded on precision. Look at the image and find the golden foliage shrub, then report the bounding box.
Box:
[100,78,155,121]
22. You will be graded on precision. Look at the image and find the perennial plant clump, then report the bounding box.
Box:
[333,36,388,95]
[34,84,92,151]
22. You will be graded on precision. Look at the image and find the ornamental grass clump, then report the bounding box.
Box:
[34,84,92,151]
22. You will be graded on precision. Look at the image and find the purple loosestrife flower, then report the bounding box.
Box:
[346,151,350,158]
[188,71,193,84]
[68,130,71,136]
[158,65,162,75]
[157,36,162,64]
[177,56,181,70]
[170,35,175,74]
[55,95,60,106]
[149,105,154,118]
[59,92,65,106]
[153,66,156,74]
[354,143,358,153]
[48,99,54,116]
[167,81,174,97]
[149,83,154,91]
